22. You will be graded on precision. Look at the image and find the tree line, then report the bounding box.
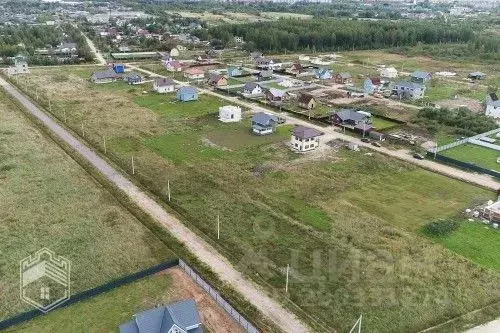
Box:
[195,18,476,53]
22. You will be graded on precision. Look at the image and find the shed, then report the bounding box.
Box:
[177,86,198,102]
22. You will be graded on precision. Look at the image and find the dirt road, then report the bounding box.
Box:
[0,77,310,333]
[130,64,500,192]
[80,29,106,65]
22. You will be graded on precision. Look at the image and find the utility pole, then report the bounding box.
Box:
[131,156,135,175]
[285,264,290,293]
[167,180,171,202]
[103,136,107,154]
[217,214,220,240]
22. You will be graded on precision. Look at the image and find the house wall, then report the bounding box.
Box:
[154,85,175,93]
[291,135,319,152]
[486,105,500,118]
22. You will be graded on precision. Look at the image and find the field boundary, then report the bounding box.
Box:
[0,258,260,333]
[0,259,179,331]
[426,152,500,179]
[179,259,259,333]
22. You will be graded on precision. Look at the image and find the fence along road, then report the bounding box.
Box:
[0,77,311,333]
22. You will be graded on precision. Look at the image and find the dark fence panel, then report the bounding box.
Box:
[427,152,500,178]
[0,258,179,331]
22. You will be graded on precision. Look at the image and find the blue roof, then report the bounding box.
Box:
[252,112,278,126]
[119,321,140,333]
[411,71,431,79]
[119,300,202,333]
[178,86,197,95]
[395,81,423,89]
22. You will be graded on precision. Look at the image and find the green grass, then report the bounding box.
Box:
[18,66,500,333]
[441,143,500,172]
[134,94,225,120]
[371,116,399,130]
[0,90,174,320]
[4,273,175,333]
[429,222,500,273]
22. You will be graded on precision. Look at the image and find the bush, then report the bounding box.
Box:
[422,219,459,237]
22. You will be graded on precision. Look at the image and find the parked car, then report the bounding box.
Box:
[372,142,381,147]
[361,138,370,143]
[413,153,425,160]
[277,117,286,124]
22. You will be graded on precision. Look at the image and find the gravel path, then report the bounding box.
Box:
[0,77,311,333]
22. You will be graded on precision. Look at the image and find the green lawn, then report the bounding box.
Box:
[371,116,399,130]
[441,143,500,172]
[429,222,500,273]
[5,273,175,333]
[17,66,500,333]
[134,94,226,120]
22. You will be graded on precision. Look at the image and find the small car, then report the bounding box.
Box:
[361,138,370,143]
[372,142,381,147]
[413,153,425,160]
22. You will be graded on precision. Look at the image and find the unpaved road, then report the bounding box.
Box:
[466,319,500,333]
[0,77,310,333]
[80,28,106,65]
[131,64,500,192]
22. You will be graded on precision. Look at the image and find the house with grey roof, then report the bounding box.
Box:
[90,69,121,84]
[119,299,203,333]
[486,93,500,118]
[291,125,323,152]
[243,82,263,95]
[469,72,486,80]
[392,81,426,100]
[153,78,175,93]
[258,70,273,81]
[266,88,285,102]
[331,109,373,133]
[410,71,432,84]
[252,112,278,135]
[124,72,143,85]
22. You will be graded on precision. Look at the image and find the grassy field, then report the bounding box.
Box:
[371,116,399,130]
[15,66,500,333]
[5,272,176,333]
[441,143,500,172]
[0,90,174,320]
[428,222,500,273]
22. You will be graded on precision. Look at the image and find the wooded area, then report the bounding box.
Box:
[197,18,477,53]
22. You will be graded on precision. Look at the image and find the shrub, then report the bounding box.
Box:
[422,219,459,237]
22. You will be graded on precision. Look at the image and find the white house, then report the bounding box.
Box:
[290,126,322,152]
[169,47,180,57]
[486,93,500,118]
[243,82,263,95]
[219,105,242,122]
[153,78,176,93]
[379,67,398,78]
[164,60,183,72]
[184,67,205,80]
[7,55,29,76]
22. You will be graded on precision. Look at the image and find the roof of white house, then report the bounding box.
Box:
[155,77,175,87]
[292,125,322,139]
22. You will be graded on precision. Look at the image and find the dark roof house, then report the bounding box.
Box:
[119,300,203,333]
[292,125,322,139]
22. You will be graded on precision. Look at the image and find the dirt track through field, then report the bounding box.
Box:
[0,77,311,333]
